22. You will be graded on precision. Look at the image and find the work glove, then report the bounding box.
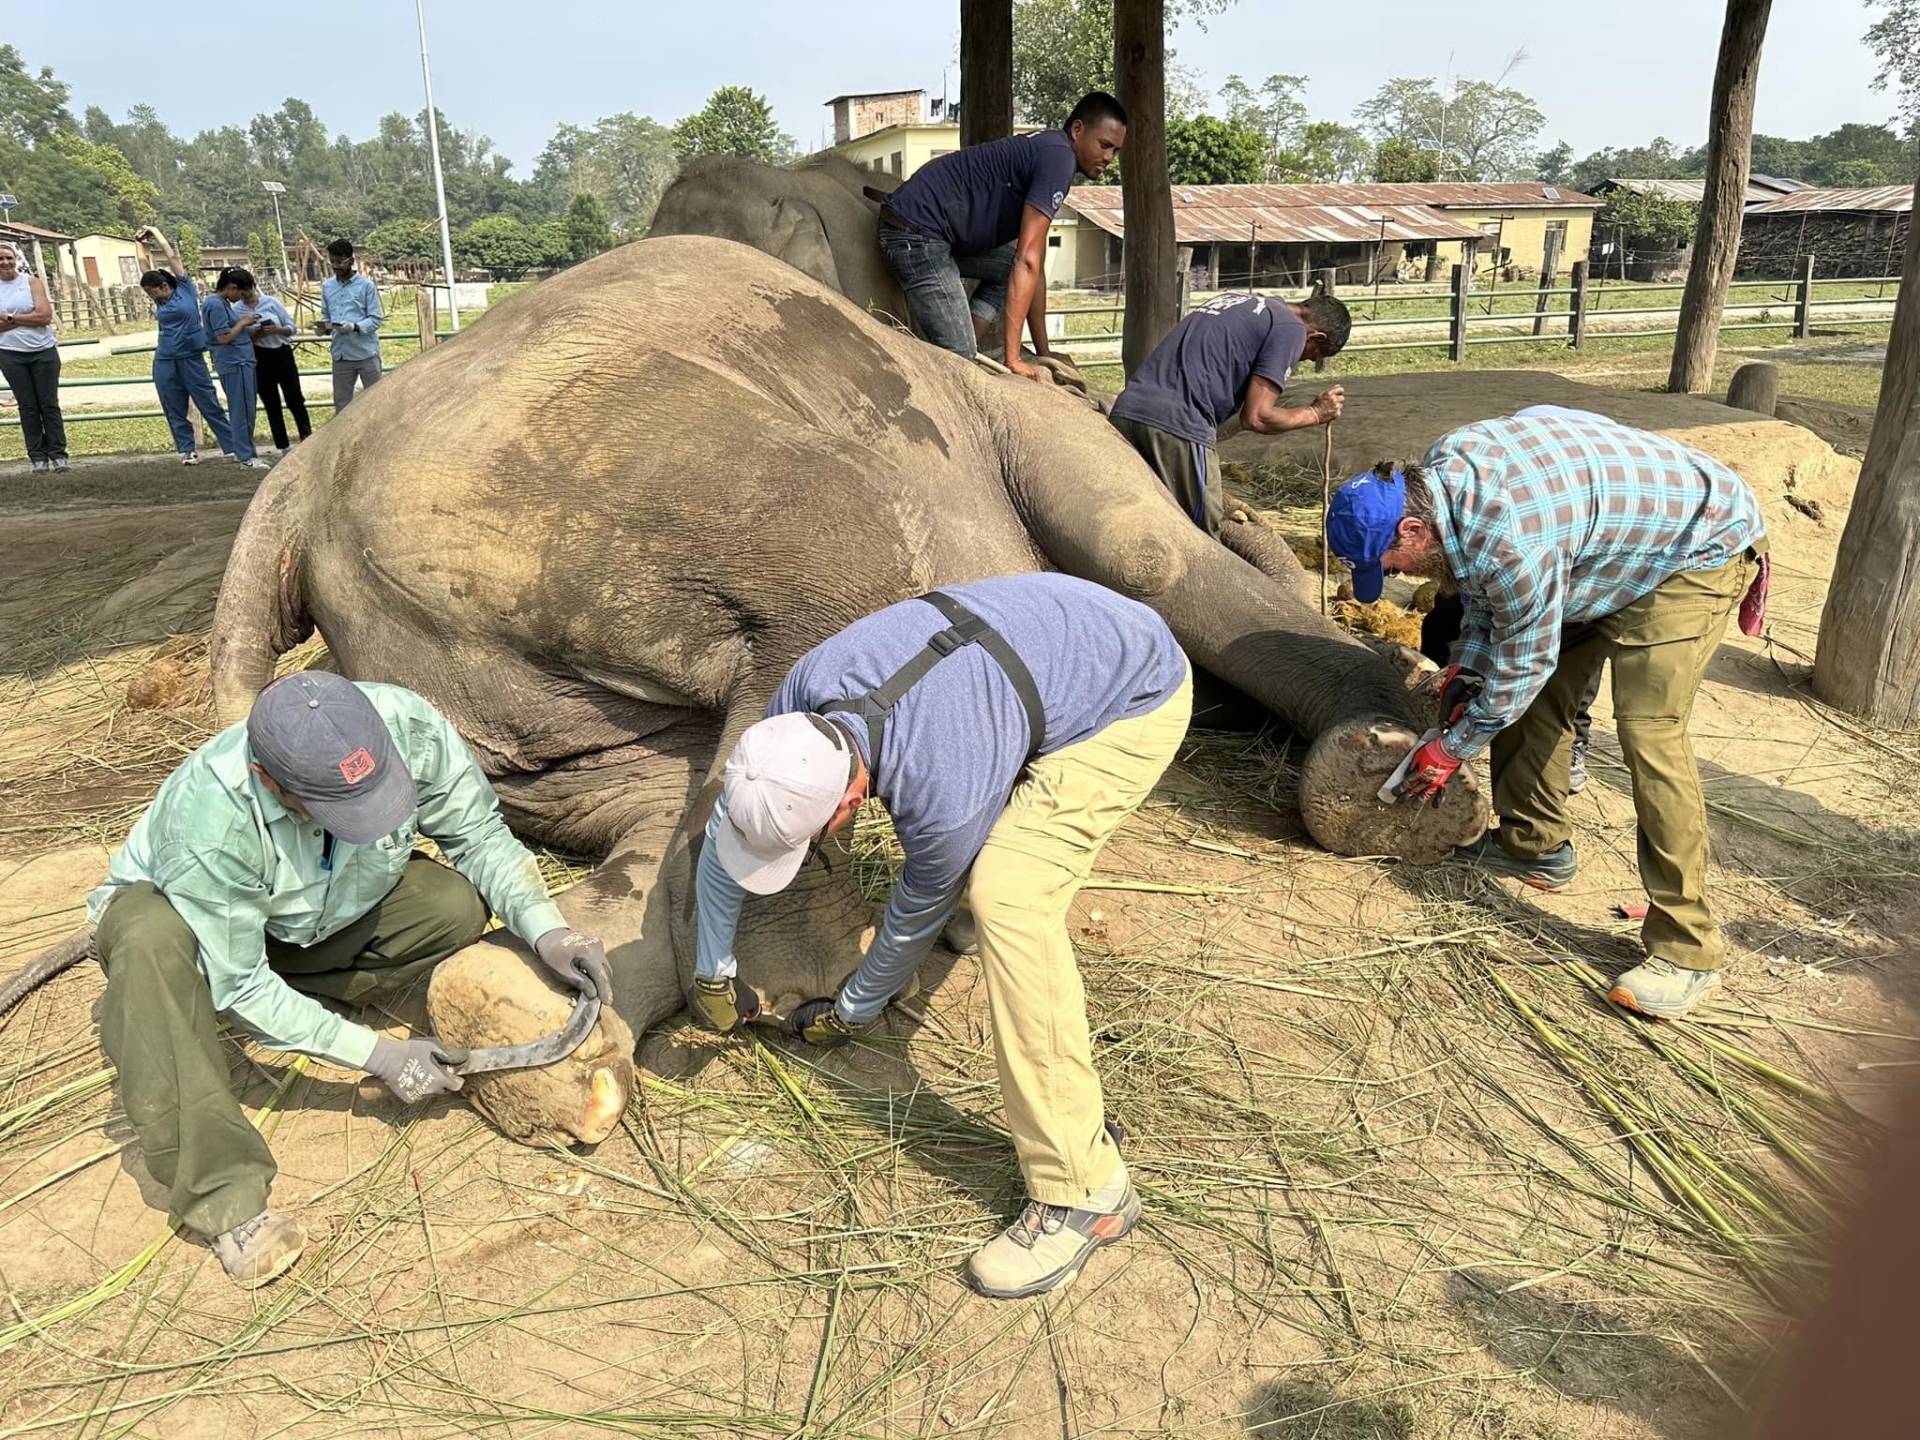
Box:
[783,997,856,1049]
[1437,665,1485,726]
[535,926,613,1004]
[693,975,760,1033]
[1393,735,1464,808]
[364,1035,464,1104]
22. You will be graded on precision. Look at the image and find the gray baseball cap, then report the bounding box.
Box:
[246,673,418,843]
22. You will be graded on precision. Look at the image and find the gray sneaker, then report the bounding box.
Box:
[52,456,69,472]
[1453,836,1579,892]
[1609,959,1723,1019]
[966,1165,1139,1299]
[211,1209,306,1289]
[30,459,47,473]
[1568,740,1589,794]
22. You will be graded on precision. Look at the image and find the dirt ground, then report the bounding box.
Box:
[1,384,1916,1439]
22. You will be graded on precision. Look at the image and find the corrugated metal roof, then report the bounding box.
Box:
[1064,193,1481,244]
[1604,178,1785,204]
[1745,185,1913,215]
[0,220,74,241]
[1066,182,1598,215]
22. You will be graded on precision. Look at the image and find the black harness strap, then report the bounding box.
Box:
[821,591,1048,780]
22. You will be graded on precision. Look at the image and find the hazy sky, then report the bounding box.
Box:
[20,1,1899,174]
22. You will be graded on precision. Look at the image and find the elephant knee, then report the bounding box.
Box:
[1105,527,1187,599]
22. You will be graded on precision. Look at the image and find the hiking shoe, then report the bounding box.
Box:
[53,457,69,472]
[1453,836,1578,892]
[30,459,47,473]
[240,457,272,469]
[967,1165,1140,1299]
[211,1209,305,1289]
[1609,959,1723,1019]
[181,451,200,466]
[1568,741,1589,794]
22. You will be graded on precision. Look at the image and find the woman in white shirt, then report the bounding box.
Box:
[0,242,66,473]
[238,276,310,451]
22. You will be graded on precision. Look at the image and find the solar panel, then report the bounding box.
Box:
[1543,186,1560,200]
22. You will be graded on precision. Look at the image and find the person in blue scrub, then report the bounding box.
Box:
[203,267,270,468]
[135,226,235,466]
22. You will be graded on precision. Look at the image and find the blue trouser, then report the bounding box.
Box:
[876,218,1017,359]
[215,363,259,461]
[153,354,235,456]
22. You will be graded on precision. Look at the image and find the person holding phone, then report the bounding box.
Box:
[238,275,310,451]
[204,267,270,468]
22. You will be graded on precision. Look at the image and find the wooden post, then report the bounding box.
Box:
[1449,262,1470,363]
[1668,0,1773,393]
[1568,259,1590,348]
[1116,0,1176,378]
[1793,251,1815,339]
[415,286,438,347]
[1174,244,1192,319]
[1531,227,1566,337]
[1813,141,1920,725]
[959,0,1014,145]
[1313,268,1337,372]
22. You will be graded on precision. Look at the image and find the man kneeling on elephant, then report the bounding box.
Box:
[692,572,1192,1298]
[1325,410,1769,1019]
[877,92,1126,377]
[1110,289,1352,534]
[87,672,613,1288]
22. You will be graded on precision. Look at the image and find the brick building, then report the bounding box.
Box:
[826,90,928,147]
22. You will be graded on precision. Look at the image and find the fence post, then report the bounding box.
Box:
[1449,263,1470,363]
[1531,228,1565,337]
[1175,244,1192,319]
[415,286,438,347]
[1568,260,1589,349]
[1794,252,1815,339]
[1313,267,1337,373]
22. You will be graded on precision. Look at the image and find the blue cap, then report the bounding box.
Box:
[247,672,418,843]
[1325,469,1407,603]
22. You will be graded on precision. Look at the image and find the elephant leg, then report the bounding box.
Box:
[1217,510,1318,603]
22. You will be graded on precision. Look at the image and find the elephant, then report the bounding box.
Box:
[203,234,1484,1147]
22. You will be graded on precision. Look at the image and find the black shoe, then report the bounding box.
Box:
[1453,837,1578,892]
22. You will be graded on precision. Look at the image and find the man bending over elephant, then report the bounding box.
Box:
[877,92,1126,377]
[1110,290,1354,534]
[86,672,613,1288]
[691,573,1191,1298]
[1325,411,1769,1019]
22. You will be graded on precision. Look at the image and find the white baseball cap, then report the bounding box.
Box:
[713,713,854,894]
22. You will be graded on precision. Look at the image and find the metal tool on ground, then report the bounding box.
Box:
[443,989,601,1077]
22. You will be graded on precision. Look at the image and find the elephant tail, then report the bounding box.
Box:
[209,447,315,726]
[0,926,95,1020]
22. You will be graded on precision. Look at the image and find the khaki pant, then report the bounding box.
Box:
[96,856,487,1236]
[1490,551,1761,972]
[968,667,1193,1206]
[1110,415,1224,536]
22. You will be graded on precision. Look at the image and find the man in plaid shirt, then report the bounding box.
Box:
[1327,410,1768,1018]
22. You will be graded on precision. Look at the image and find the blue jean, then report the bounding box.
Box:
[876,218,1017,359]
[216,363,259,461]
[153,354,235,457]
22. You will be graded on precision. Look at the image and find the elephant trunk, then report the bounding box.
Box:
[209,447,316,725]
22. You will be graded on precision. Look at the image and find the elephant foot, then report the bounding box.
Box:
[427,935,637,1148]
[1297,719,1488,864]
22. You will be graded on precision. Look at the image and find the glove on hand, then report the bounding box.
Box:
[1437,666,1484,727]
[783,997,856,1049]
[365,1035,463,1104]
[1394,735,1463,807]
[694,975,760,1033]
[535,927,613,1004]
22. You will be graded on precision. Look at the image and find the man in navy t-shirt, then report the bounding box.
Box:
[878,92,1126,377]
[1109,291,1352,534]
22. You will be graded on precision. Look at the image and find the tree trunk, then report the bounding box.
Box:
[1667,0,1771,393]
[959,0,1013,146]
[1812,147,1920,727]
[1116,0,1176,379]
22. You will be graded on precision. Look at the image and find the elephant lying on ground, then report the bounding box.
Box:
[207,235,1483,1146]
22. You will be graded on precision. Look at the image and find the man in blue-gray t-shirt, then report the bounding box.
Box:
[878,92,1126,377]
[692,572,1192,1300]
[1109,291,1353,534]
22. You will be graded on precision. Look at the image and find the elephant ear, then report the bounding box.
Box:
[766,196,844,295]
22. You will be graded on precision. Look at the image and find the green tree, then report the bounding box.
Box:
[1826,157,1891,187]
[1013,0,1115,124]
[364,217,439,263]
[5,130,159,235]
[1164,114,1264,185]
[1594,188,1698,247]
[176,222,203,273]
[671,86,793,166]
[562,191,614,260]
[533,113,677,233]
[1569,137,1690,194]
[1534,140,1573,185]
[1864,0,1920,133]
[1276,122,1372,182]
[1355,64,1546,181]
[530,220,574,270]
[455,215,542,278]
[1372,137,1441,183]
[0,44,74,145]
[246,231,269,276]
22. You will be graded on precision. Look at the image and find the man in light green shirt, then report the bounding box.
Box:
[89,672,612,1288]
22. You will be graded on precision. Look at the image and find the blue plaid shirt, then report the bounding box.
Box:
[1425,414,1765,760]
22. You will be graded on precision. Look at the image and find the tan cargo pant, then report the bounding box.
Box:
[1490,550,1761,972]
[967,666,1193,1206]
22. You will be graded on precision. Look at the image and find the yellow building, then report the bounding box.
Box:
[66,232,152,289]
[831,122,972,182]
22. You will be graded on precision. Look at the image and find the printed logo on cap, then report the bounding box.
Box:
[339,748,376,784]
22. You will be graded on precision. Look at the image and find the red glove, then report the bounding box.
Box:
[1437,666,1484,726]
[1394,735,1462,807]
